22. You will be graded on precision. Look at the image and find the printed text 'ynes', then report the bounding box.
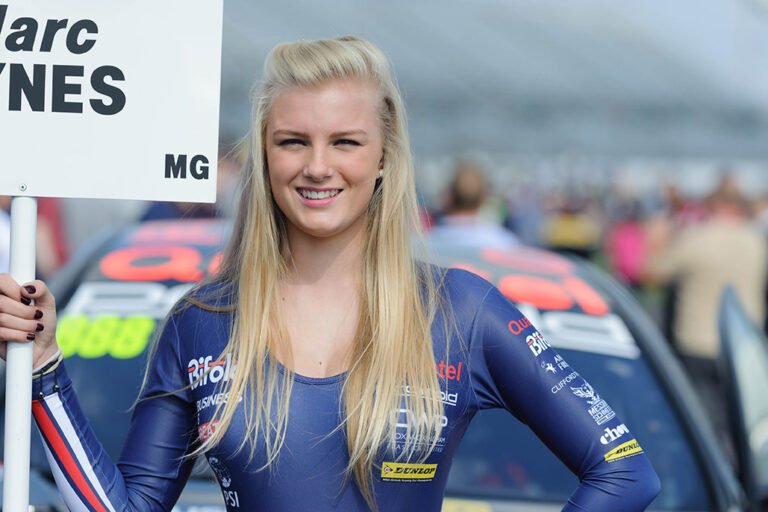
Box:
[0,4,126,115]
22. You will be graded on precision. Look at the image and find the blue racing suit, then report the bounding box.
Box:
[32,268,660,511]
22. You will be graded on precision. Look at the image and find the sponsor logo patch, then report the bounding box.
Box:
[600,423,629,445]
[570,381,616,425]
[541,362,557,373]
[402,385,459,407]
[197,420,220,442]
[381,462,438,481]
[188,354,237,390]
[436,360,463,381]
[508,317,532,335]
[196,391,239,412]
[604,439,643,462]
[395,409,448,429]
[541,355,571,374]
[526,330,550,356]
[208,456,232,488]
[551,371,579,394]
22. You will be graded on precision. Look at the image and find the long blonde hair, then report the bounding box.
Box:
[192,36,444,508]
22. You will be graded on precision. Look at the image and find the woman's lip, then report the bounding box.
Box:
[295,188,342,206]
[296,187,342,192]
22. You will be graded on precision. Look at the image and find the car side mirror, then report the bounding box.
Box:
[718,286,768,510]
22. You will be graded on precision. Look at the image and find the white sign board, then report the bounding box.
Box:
[0,1,222,202]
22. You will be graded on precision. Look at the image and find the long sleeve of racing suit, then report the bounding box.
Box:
[465,281,661,511]
[31,315,197,511]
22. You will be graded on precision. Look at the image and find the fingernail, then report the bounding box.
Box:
[36,323,44,332]
[24,285,37,294]
[26,333,35,341]
[34,310,43,320]
[21,297,31,306]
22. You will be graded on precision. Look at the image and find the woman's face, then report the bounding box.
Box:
[265,78,384,244]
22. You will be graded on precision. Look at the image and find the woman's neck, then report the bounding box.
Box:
[277,223,366,377]
[284,223,366,286]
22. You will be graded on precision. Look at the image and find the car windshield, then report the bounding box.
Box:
[446,330,710,510]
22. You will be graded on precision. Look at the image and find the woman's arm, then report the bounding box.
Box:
[32,315,198,511]
[467,284,661,511]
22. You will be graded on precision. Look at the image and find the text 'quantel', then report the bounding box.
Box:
[0,4,126,115]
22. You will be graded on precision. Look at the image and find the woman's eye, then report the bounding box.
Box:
[335,139,361,146]
[277,139,305,147]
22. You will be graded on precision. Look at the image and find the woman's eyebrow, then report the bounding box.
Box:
[272,129,308,138]
[272,129,369,138]
[329,129,368,138]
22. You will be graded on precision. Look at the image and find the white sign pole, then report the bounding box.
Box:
[3,196,37,512]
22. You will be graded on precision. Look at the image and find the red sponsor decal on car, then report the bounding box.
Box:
[498,275,609,316]
[99,245,223,283]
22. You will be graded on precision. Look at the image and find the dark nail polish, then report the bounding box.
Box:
[21,297,31,306]
[36,323,44,332]
[24,285,37,294]
[26,333,35,341]
[34,310,43,320]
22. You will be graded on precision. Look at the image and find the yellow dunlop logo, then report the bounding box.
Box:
[380,462,438,480]
[604,439,643,463]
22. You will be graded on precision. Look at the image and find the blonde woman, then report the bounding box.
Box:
[0,36,659,511]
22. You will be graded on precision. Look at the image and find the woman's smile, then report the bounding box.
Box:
[296,187,343,206]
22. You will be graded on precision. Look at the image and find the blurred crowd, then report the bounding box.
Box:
[421,163,768,361]
[420,162,768,460]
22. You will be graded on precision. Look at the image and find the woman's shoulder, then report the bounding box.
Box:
[170,279,237,320]
[162,280,235,353]
[421,262,496,308]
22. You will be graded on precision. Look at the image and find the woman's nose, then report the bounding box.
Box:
[303,147,332,180]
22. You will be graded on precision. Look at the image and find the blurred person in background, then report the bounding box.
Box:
[36,197,69,278]
[604,198,647,293]
[214,146,245,218]
[644,180,708,340]
[646,179,767,453]
[504,183,545,247]
[540,194,601,259]
[0,196,66,279]
[658,182,707,230]
[753,193,768,236]
[424,160,518,249]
